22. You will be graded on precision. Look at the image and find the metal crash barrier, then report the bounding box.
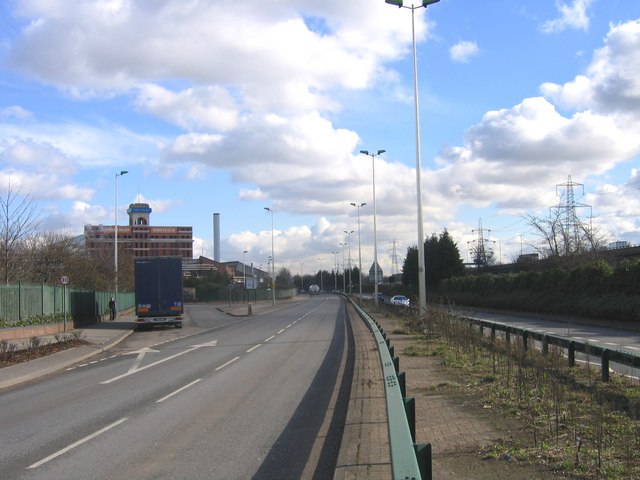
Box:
[350,299,431,480]
[465,315,640,383]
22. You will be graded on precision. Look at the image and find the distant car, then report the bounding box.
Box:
[390,295,410,307]
[377,292,385,302]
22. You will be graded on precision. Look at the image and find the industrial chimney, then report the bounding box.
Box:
[213,212,221,262]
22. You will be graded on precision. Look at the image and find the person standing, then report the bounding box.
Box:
[109,297,116,321]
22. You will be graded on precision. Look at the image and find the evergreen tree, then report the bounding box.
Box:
[402,246,418,287]
[402,229,465,290]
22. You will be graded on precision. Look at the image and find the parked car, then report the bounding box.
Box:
[389,295,410,307]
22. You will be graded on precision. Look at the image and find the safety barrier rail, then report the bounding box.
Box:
[350,299,431,480]
[464,315,640,383]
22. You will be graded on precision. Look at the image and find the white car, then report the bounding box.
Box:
[389,295,410,307]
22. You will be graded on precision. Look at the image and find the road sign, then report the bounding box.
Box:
[60,276,69,285]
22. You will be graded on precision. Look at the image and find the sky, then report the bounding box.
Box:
[1,0,639,279]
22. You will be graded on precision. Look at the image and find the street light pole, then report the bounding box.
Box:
[360,150,385,307]
[385,0,440,319]
[350,202,366,300]
[264,207,276,306]
[319,257,324,291]
[299,262,304,292]
[339,242,347,291]
[344,230,354,295]
[332,251,339,291]
[114,170,128,319]
[242,250,248,302]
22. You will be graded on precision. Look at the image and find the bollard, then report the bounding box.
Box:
[247,304,253,315]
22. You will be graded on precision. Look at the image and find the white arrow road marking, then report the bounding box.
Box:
[101,341,217,385]
[27,418,129,469]
[123,347,160,374]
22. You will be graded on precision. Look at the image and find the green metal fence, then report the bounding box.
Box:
[0,283,135,326]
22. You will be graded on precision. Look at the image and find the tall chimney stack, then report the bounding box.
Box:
[213,212,221,262]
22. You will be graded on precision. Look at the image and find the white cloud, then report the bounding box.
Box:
[541,0,593,33]
[135,84,240,132]
[7,0,434,110]
[0,106,33,120]
[449,41,479,63]
[541,20,640,115]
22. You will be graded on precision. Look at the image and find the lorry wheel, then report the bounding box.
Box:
[175,323,183,329]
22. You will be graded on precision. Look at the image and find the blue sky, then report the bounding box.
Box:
[0,0,639,277]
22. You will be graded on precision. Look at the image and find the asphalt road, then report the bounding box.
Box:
[456,307,640,377]
[0,296,353,480]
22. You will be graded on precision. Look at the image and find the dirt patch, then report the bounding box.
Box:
[0,337,89,368]
[374,313,569,479]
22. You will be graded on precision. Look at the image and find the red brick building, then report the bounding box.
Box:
[84,203,193,258]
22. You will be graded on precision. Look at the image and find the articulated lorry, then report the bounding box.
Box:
[134,257,184,329]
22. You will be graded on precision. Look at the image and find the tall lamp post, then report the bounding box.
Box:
[299,262,304,292]
[385,0,440,318]
[360,149,385,307]
[332,251,339,291]
[114,170,128,318]
[350,202,366,300]
[242,250,248,302]
[264,207,276,306]
[339,242,347,291]
[318,257,324,291]
[344,230,354,295]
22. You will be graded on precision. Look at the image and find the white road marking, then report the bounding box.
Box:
[27,418,128,469]
[215,356,240,371]
[102,344,209,384]
[246,344,261,353]
[124,347,160,374]
[277,329,285,334]
[156,379,202,403]
[265,335,276,342]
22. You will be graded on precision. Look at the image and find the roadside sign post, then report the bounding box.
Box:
[60,276,69,332]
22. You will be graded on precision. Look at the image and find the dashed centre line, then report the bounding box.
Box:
[27,418,129,469]
[215,356,240,371]
[156,379,202,403]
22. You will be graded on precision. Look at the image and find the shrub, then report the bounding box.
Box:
[0,313,70,329]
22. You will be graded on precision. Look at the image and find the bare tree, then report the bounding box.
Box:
[0,183,41,284]
[523,211,608,264]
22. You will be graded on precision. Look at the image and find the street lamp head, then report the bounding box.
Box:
[117,170,128,176]
[422,0,440,6]
[264,207,271,212]
[359,150,369,155]
[377,149,386,155]
[385,0,403,7]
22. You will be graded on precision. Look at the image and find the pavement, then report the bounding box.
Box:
[0,314,139,391]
